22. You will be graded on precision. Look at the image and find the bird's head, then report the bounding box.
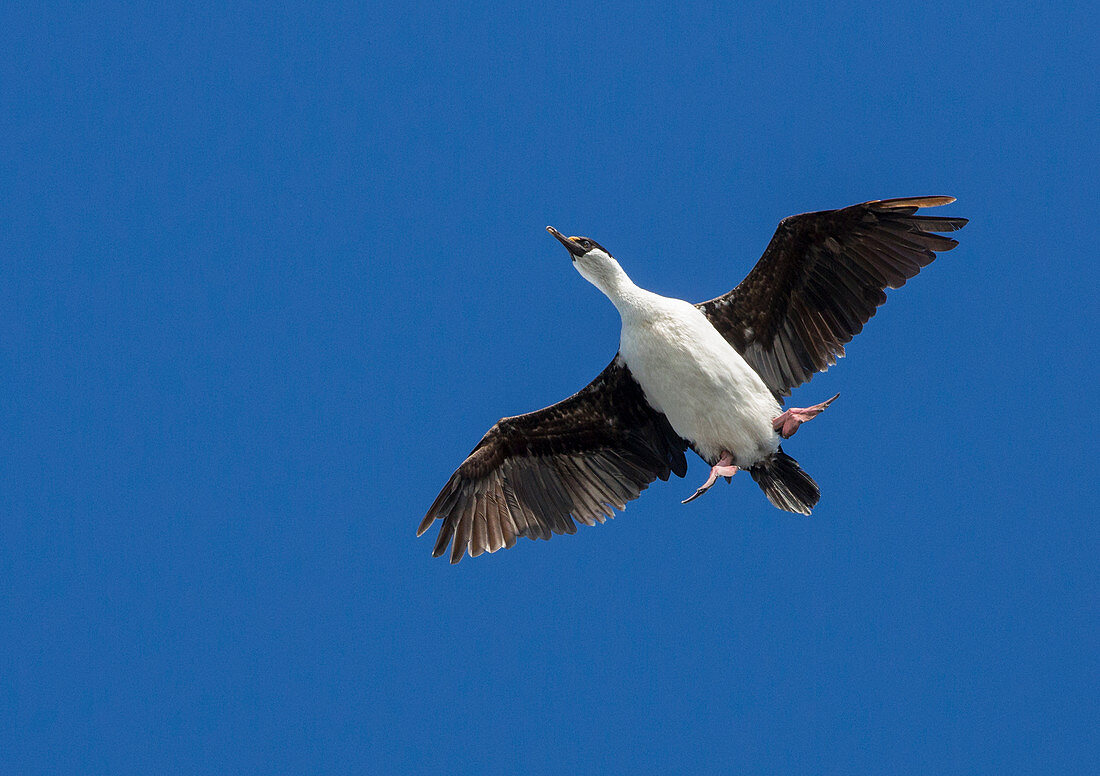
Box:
[546,226,621,290]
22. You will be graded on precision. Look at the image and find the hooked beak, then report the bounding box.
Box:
[546,226,587,258]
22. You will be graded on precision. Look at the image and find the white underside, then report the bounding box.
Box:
[569,245,781,468]
[618,294,782,468]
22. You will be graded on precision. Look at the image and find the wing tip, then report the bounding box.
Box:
[872,195,957,210]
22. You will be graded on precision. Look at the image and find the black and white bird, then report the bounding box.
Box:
[419,196,967,562]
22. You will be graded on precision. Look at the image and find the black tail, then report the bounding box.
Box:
[749,446,820,515]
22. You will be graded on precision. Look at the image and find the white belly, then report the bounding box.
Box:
[620,300,781,467]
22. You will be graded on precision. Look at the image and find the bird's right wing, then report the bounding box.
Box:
[418,356,688,563]
[697,196,968,399]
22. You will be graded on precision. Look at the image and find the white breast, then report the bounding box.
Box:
[619,296,781,467]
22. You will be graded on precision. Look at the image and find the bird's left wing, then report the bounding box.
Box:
[419,356,688,563]
[697,196,968,399]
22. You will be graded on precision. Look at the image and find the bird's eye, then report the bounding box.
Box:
[581,240,592,250]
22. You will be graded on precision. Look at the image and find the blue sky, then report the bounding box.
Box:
[2,2,1097,773]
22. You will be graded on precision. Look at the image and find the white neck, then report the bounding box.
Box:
[575,250,653,319]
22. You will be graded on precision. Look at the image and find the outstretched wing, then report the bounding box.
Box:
[419,357,689,563]
[697,196,967,399]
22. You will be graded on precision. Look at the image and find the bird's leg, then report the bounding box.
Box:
[772,393,840,439]
[682,451,740,504]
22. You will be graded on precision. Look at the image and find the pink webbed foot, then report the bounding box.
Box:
[682,451,740,504]
[772,393,840,439]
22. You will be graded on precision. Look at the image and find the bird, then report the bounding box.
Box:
[418,196,967,562]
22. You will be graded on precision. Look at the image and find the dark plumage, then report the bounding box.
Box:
[698,197,967,398]
[418,358,688,563]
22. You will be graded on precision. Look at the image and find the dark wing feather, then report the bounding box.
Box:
[697,196,967,399]
[419,357,689,563]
